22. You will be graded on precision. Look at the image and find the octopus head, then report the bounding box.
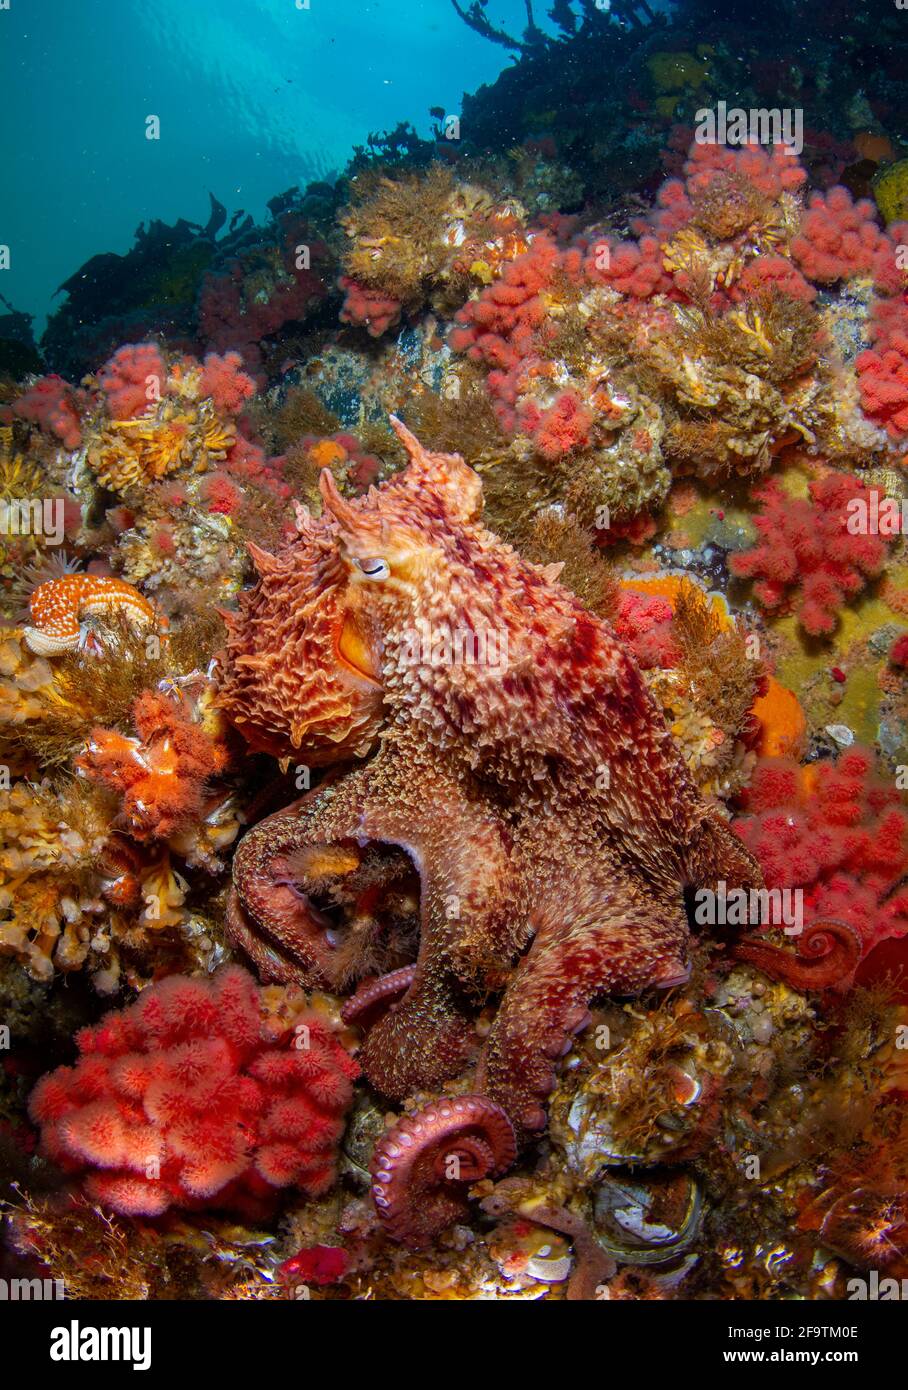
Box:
[317,416,486,682]
[216,418,485,761]
[215,501,385,762]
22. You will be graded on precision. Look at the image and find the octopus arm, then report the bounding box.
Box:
[729,918,862,991]
[683,804,764,894]
[353,753,517,1099]
[227,774,376,989]
[478,883,690,1139]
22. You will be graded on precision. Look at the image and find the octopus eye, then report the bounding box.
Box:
[356,557,390,581]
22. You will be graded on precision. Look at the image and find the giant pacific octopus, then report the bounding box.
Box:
[217,418,860,1247]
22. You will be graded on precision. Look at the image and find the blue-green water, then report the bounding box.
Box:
[2,0,565,327]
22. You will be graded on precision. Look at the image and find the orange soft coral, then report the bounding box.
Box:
[77,689,229,840]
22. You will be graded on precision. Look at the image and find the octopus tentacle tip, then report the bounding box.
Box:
[730,917,862,991]
[370,1095,517,1247]
[388,413,416,449]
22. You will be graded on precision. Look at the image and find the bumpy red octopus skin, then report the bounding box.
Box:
[226,792,336,987]
[217,418,765,1240]
[729,918,862,991]
[370,1096,518,1247]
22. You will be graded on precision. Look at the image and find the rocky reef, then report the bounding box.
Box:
[2,0,907,1305]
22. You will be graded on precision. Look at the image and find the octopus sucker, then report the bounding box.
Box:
[370,1095,517,1248]
[219,419,765,1245]
[341,964,418,1029]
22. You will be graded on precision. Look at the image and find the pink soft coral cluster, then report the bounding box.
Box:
[29,965,360,1218]
[519,389,593,461]
[585,232,672,300]
[197,350,256,415]
[791,188,905,291]
[855,295,908,440]
[447,141,819,471]
[10,374,84,448]
[98,343,167,419]
[649,139,807,239]
[11,341,291,513]
[449,235,582,436]
[787,195,908,439]
[612,588,679,669]
[338,275,403,337]
[448,136,908,481]
[729,472,894,635]
[731,253,816,303]
[733,749,908,956]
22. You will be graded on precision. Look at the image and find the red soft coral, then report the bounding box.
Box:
[647,140,807,240]
[729,473,894,635]
[338,276,402,337]
[890,632,908,668]
[197,350,256,415]
[98,343,167,419]
[684,140,807,200]
[199,469,244,516]
[855,296,908,439]
[450,235,565,431]
[29,965,360,1218]
[731,254,817,303]
[612,589,679,669]
[12,375,84,448]
[77,689,229,840]
[790,186,897,288]
[527,390,593,460]
[585,235,672,299]
[198,223,329,375]
[733,749,908,956]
